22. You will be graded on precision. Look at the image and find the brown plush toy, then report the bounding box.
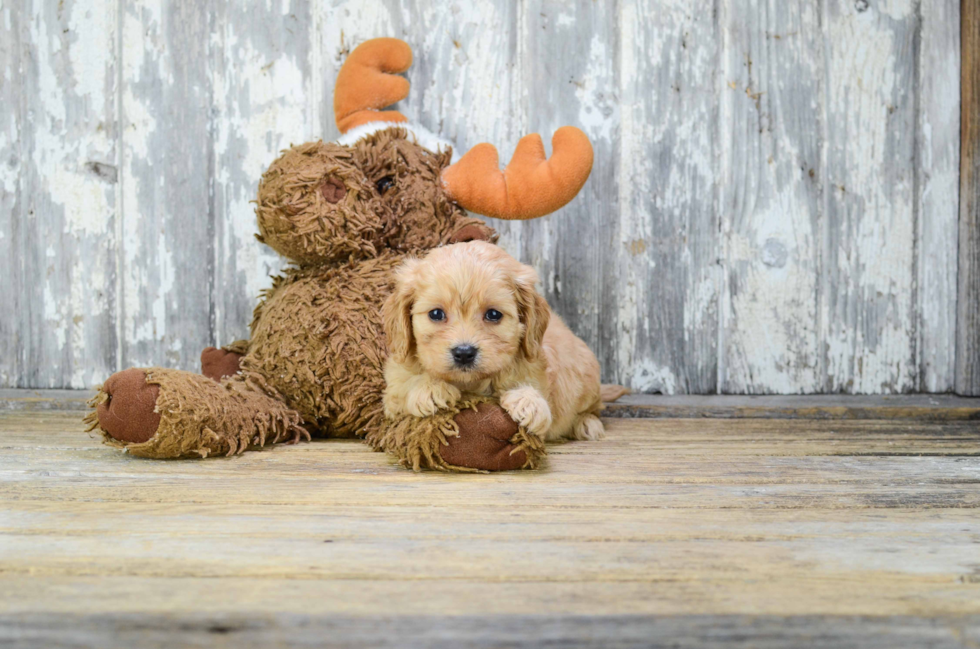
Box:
[85,38,594,471]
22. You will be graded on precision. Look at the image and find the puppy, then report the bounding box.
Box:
[382,240,604,442]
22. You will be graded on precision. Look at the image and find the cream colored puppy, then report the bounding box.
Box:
[382,240,604,442]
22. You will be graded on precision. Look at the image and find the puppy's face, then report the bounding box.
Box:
[409,253,523,384]
[384,241,550,384]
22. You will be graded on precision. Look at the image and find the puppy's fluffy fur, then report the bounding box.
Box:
[383,241,604,442]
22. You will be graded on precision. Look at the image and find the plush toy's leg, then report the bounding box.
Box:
[200,340,248,381]
[201,347,242,381]
[85,368,308,458]
[367,399,547,472]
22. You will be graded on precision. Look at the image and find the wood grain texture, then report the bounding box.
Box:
[958,0,980,395]
[7,389,980,418]
[0,1,24,388]
[1,412,978,646]
[520,1,618,368]
[603,392,980,419]
[4,0,119,389]
[2,612,978,649]
[119,0,213,370]
[720,0,822,393]
[822,0,918,393]
[917,0,960,392]
[0,2,968,394]
[211,0,311,346]
[615,0,720,393]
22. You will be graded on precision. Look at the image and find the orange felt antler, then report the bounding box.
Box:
[334,38,413,133]
[441,127,594,220]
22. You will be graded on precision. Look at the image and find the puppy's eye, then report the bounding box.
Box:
[376,175,395,195]
[428,309,446,322]
[484,309,503,323]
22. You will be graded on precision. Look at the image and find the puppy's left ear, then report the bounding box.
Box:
[383,259,420,364]
[514,265,550,359]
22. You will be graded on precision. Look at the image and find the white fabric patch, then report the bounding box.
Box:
[335,121,461,163]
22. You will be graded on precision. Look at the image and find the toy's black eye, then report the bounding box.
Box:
[485,309,503,322]
[428,309,446,322]
[376,175,395,194]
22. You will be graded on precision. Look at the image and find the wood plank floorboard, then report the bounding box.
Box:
[0,408,978,647]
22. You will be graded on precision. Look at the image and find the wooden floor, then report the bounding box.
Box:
[1,403,979,647]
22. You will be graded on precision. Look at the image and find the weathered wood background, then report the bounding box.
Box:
[0,0,964,394]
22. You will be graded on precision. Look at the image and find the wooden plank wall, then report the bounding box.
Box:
[958,0,980,395]
[0,0,963,395]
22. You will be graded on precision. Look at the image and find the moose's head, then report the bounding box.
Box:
[255,38,593,266]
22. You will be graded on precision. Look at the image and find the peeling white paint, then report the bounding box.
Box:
[720,0,823,395]
[877,0,915,21]
[11,0,118,387]
[915,0,960,392]
[215,53,307,295]
[121,88,156,160]
[67,2,109,116]
[615,0,720,392]
[616,0,645,380]
[629,358,678,395]
[0,133,16,196]
[120,0,205,369]
[823,0,918,393]
[574,33,617,145]
[0,1,964,393]
[210,0,316,344]
[43,282,66,351]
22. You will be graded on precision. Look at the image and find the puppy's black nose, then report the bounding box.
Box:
[451,344,479,367]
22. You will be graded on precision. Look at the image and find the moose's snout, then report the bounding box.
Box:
[451,344,479,367]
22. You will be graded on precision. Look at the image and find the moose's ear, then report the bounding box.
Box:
[441,126,593,220]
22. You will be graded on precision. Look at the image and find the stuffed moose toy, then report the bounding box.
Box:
[86,38,594,471]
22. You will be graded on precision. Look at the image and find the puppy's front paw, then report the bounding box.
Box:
[501,386,552,437]
[406,379,461,417]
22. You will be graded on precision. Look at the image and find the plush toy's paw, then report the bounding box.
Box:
[442,403,527,471]
[500,386,552,437]
[448,223,495,244]
[571,414,605,441]
[406,379,461,417]
[95,368,161,444]
[201,346,243,382]
[368,400,546,472]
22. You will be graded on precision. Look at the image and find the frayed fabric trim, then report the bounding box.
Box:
[366,397,546,473]
[336,121,461,163]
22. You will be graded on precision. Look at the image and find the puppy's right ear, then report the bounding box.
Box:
[383,259,420,364]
